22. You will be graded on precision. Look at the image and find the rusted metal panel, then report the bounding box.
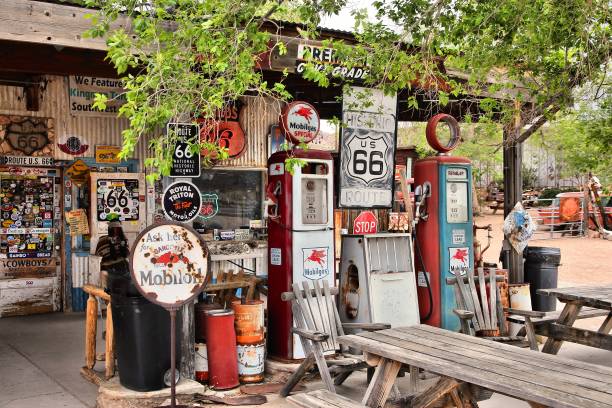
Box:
[0,277,58,317]
[214,96,282,169]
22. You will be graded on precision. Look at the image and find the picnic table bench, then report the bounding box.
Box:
[537,285,612,354]
[290,324,612,408]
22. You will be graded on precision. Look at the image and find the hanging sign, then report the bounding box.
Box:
[339,86,397,208]
[95,145,122,164]
[96,179,140,221]
[163,181,202,223]
[168,123,201,178]
[198,102,246,159]
[280,101,320,145]
[353,211,378,234]
[295,44,369,81]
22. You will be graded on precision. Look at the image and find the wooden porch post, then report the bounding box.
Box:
[503,108,524,284]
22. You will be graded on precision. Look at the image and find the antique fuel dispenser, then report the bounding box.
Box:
[266,149,335,360]
[414,114,473,331]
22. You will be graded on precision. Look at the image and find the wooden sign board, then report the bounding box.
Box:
[0,258,56,279]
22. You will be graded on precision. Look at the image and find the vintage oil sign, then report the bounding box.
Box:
[163,181,202,223]
[130,223,208,307]
[302,247,330,280]
[448,247,470,276]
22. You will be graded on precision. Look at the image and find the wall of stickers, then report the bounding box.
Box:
[96,179,140,222]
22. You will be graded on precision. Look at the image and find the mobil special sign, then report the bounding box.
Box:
[339,86,397,208]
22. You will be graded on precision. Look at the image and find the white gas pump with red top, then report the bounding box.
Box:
[266,102,336,360]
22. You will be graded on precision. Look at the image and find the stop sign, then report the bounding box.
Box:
[353,211,378,234]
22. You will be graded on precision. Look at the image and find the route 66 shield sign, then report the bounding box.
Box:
[346,131,390,185]
[199,193,219,220]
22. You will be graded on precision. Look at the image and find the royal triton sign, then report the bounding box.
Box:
[130,223,209,307]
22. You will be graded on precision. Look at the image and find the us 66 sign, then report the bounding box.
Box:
[339,86,397,208]
[168,123,201,178]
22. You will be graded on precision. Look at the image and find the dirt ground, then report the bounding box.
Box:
[476,208,612,287]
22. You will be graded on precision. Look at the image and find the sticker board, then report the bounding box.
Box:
[96,179,140,221]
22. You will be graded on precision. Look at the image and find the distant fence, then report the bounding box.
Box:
[527,198,585,239]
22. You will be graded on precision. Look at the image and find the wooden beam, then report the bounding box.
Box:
[503,123,524,283]
[538,323,612,351]
[0,0,133,51]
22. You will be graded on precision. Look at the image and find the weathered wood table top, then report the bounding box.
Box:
[538,285,612,310]
[338,325,612,408]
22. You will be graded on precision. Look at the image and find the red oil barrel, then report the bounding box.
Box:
[195,302,221,343]
[231,300,264,343]
[237,340,266,383]
[205,309,239,390]
[194,343,208,383]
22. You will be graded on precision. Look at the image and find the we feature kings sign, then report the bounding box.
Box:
[339,86,397,208]
[130,223,208,307]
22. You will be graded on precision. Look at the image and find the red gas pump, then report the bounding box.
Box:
[266,102,336,360]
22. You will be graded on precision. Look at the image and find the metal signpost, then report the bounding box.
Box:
[130,222,209,408]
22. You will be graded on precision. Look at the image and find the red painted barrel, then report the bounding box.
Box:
[195,302,221,343]
[205,309,239,390]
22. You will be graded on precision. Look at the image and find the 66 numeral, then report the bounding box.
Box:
[352,150,384,176]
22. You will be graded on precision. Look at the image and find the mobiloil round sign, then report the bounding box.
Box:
[130,222,209,308]
[163,181,202,222]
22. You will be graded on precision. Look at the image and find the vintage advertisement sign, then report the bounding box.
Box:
[168,123,201,178]
[199,102,246,159]
[295,43,369,81]
[198,193,219,220]
[0,258,56,279]
[95,145,122,163]
[353,211,378,234]
[302,247,330,280]
[339,86,397,208]
[130,223,208,307]
[58,136,89,156]
[163,181,202,223]
[96,179,140,221]
[449,247,470,276]
[69,76,125,116]
[280,101,320,145]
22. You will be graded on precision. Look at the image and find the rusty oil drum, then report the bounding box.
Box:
[231,300,265,383]
[204,309,239,390]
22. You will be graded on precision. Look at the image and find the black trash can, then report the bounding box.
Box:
[524,246,561,312]
[111,293,181,391]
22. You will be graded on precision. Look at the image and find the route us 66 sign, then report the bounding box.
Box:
[339,86,397,208]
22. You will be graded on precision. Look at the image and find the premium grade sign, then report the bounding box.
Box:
[339,86,397,208]
[130,223,208,307]
[163,181,202,222]
[168,123,201,177]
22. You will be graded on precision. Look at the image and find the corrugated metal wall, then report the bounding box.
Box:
[0,75,150,168]
[215,96,282,169]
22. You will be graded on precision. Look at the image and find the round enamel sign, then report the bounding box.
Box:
[280,101,320,144]
[163,181,202,223]
[130,222,209,308]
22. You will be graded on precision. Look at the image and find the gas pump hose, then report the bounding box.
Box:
[413,228,434,322]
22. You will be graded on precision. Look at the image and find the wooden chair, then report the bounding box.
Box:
[448,267,544,350]
[203,270,262,307]
[280,280,390,397]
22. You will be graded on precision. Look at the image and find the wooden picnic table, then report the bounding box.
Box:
[337,325,612,408]
[538,285,612,354]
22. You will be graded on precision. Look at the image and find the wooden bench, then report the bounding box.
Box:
[288,389,366,408]
[507,306,610,327]
[338,324,612,408]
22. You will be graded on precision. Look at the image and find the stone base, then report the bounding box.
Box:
[96,378,205,408]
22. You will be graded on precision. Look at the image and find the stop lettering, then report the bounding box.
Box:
[353,211,378,234]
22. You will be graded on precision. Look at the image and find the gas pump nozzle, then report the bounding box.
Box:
[413,182,431,226]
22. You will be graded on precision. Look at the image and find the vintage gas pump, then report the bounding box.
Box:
[413,114,473,331]
[266,149,335,360]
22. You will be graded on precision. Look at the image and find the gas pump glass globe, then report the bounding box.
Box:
[435,121,454,150]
